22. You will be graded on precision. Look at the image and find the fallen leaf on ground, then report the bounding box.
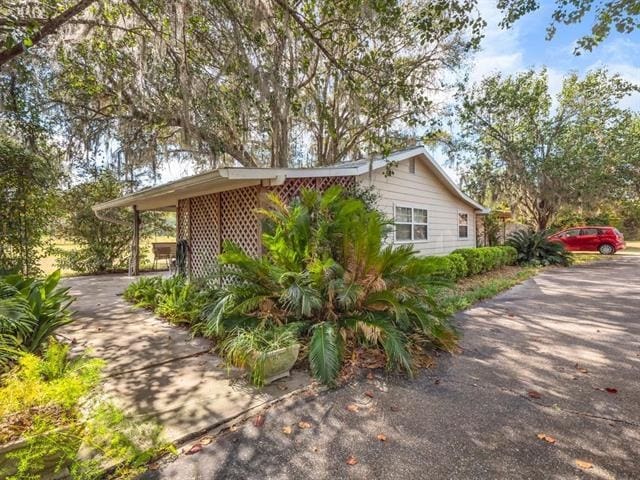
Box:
[376,433,387,441]
[346,403,359,412]
[605,387,618,394]
[346,455,358,465]
[527,390,542,399]
[185,444,203,455]
[575,364,589,373]
[364,390,374,398]
[575,460,593,470]
[298,421,312,429]
[282,426,292,435]
[536,433,556,444]
[200,436,213,445]
[253,414,266,427]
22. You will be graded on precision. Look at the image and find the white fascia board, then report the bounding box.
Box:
[93,170,225,211]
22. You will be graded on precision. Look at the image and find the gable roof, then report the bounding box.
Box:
[93,146,487,213]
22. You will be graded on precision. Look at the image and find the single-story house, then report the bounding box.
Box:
[93,146,488,277]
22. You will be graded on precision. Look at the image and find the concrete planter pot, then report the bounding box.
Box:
[0,430,74,480]
[254,343,300,385]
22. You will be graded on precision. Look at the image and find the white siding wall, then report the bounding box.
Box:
[358,156,477,256]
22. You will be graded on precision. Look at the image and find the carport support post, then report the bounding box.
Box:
[131,205,140,276]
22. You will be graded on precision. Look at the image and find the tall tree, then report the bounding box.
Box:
[454,69,638,230]
[3,0,484,173]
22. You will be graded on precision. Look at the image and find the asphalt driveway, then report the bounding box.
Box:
[142,257,640,479]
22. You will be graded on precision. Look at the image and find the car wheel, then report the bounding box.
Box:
[598,243,615,255]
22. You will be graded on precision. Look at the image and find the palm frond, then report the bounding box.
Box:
[308,322,342,385]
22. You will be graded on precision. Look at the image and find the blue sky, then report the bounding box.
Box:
[471,0,640,109]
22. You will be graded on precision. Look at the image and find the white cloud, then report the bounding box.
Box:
[469,0,525,84]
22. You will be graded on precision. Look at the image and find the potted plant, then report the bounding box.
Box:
[220,326,301,386]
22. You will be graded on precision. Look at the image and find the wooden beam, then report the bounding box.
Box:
[131,205,141,276]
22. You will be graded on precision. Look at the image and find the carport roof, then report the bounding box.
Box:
[92,147,488,213]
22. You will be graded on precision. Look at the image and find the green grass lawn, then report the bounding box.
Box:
[430,265,540,317]
[623,240,640,254]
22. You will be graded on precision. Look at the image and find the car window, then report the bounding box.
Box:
[581,228,599,235]
[562,229,581,237]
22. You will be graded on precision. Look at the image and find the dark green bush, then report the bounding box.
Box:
[447,253,468,279]
[419,256,457,281]
[124,275,209,324]
[507,229,572,266]
[451,248,484,275]
[0,270,74,369]
[450,246,518,276]
[196,186,454,386]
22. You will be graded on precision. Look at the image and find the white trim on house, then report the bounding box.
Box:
[93,146,489,214]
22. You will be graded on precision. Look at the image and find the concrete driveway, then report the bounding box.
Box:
[142,257,640,479]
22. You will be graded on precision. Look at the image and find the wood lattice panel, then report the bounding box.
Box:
[273,176,354,203]
[189,193,221,277]
[220,186,261,256]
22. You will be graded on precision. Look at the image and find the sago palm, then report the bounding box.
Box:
[198,186,454,385]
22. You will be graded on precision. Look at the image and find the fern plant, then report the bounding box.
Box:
[0,270,74,369]
[198,186,454,386]
[507,229,573,266]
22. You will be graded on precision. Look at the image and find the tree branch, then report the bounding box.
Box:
[0,0,97,68]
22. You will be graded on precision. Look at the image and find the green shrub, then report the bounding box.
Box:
[123,276,162,308]
[0,270,74,369]
[450,246,518,276]
[0,136,61,276]
[124,275,207,324]
[219,324,302,387]
[419,256,457,281]
[451,248,484,275]
[56,171,172,274]
[507,229,572,266]
[447,253,469,279]
[197,186,454,386]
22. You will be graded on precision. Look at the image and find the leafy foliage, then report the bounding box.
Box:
[0,136,60,276]
[1,0,485,174]
[450,247,518,275]
[124,275,209,325]
[219,324,301,387]
[0,270,74,369]
[498,0,640,53]
[56,171,172,274]
[507,229,573,266]
[0,341,173,479]
[455,69,639,231]
[196,186,455,386]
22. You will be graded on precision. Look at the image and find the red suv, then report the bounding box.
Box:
[548,226,625,255]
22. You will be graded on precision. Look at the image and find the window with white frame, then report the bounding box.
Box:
[394,206,428,242]
[458,212,469,238]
